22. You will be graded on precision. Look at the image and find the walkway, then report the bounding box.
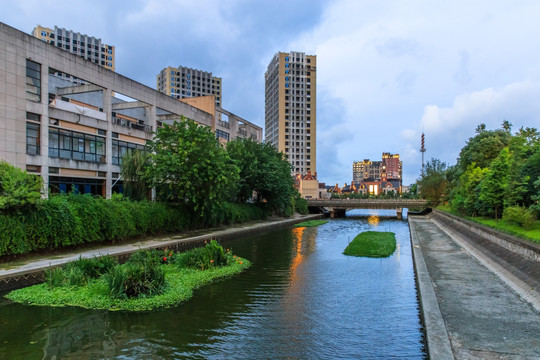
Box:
[0,214,321,292]
[410,215,540,359]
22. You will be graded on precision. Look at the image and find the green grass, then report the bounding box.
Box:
[5,258,250,311]
[436,206,540,244]
[294,220,328,228]
[343,231,396,258]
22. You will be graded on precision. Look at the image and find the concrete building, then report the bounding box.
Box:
[32,25,115,75]
[265,51,316,176]
[157,66,222,108]
[0,22,259,198]
[352,153,402,194]
[179,95,262,145]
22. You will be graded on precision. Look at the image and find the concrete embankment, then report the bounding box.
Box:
[410,211,540,359]
[0,214,322,292]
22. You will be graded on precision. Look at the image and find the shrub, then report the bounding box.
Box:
[45,255,118,288]
[294,195,309,215]
[0,161,43,214]
[175,240,228,270]
[105,254,165,299]
[502,206,535,230]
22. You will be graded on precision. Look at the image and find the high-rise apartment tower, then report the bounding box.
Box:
[157,66,222,108]
[32,25,115,71]
[265,51,316,176]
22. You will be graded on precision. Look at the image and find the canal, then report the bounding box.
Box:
[0,209,426,359]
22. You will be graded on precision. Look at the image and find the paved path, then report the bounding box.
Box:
[0,214,321,291]
[410,216,540,359]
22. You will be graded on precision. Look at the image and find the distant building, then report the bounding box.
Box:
[295,170,319,199]
[352,153,402,194]
[32,25,115,75]
[265,51,316,176]
[157,66,222,108]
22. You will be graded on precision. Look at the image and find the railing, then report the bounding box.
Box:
[218,120,230,129]
[307,198,428,207]
[112,116,152,133]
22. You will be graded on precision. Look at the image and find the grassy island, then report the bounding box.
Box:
[6,241,250,312]
[343,231,396,258]
[294,220,328,228]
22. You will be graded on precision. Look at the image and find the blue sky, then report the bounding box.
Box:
[3,0,540,186]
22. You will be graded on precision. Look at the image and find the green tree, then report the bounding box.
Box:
[0,161,43,213]
[457,127,511,173]
[121,150,150,201]
[418,158,448,206]
[145,117,239,217]
[450,164,488,216]
[227,138,295,215]
[477,147,511,219]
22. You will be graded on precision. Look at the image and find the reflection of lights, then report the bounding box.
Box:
[368,215,379,226]
[290,227,305,271]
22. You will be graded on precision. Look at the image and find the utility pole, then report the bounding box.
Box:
[420,132,426,175]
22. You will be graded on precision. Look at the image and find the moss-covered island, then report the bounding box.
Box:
[343,231,396,258]
[294,220,328,228]
[6,241,250,312]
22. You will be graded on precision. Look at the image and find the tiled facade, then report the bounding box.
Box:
[265,51,316,176]
[157,66,222,108]
[0,22,259,198]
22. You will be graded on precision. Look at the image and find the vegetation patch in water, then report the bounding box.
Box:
[343,231,396,258]
[294,220,328,228]
[5,241,250,311]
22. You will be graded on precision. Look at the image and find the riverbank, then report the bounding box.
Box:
[410,213,540,359]
[0,213,322,292]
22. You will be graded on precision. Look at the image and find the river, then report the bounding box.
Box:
[0,209,426,359]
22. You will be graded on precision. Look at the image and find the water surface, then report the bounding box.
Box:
[0,209,425,359]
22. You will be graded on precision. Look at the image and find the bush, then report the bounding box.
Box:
[105,255,165,299]
[0,161,43,214]
[175,240,228,270]
[502,206,535,230]
[45,255,118,288]
[0,193,268,257]
[294,195,309,215]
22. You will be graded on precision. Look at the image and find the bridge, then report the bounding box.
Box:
[306,198,428,219]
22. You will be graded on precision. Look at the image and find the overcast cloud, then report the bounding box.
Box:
[3,0,539,185]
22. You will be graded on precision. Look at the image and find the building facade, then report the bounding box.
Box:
[0,22,259,198]
[352,153,402,194]
[265,51,316,176]
[156,66,222,108]
[32,25,115,72]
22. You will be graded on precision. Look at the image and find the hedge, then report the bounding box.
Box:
[0,193,266,257]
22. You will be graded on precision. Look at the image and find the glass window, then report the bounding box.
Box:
[26,123,40,155]
[48,128,106,163]
[26,59,41,102]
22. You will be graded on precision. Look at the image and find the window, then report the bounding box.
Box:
[26,122,40,155]
[26,59,41,102]
[112,139,145,165]
[49,128,105,163]
[216,129,230,142]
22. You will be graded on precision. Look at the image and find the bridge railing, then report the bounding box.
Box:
[306,199,428,206]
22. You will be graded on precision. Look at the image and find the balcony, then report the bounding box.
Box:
[112,116,152,133]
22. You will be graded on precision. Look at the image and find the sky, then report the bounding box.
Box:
[3,0,540,186]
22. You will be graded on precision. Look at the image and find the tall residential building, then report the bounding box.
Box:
[156,66,222,108]
[32,25,115,72]
[265,51,316,176]
[382,152,402,181]
[353,160,382,184]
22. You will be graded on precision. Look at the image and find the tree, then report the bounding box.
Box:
[227,138,295,215]
[477,147,511,219]
[450,164,488,216]
[121,150,150,201]
[418,158,448,206]
[502,119,513,132]
[145,117,239,217]
[0,161,43,213]
[456,127,511,172]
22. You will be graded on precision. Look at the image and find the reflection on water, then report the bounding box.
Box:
[0,209,425,359]
[368,215,380,226]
